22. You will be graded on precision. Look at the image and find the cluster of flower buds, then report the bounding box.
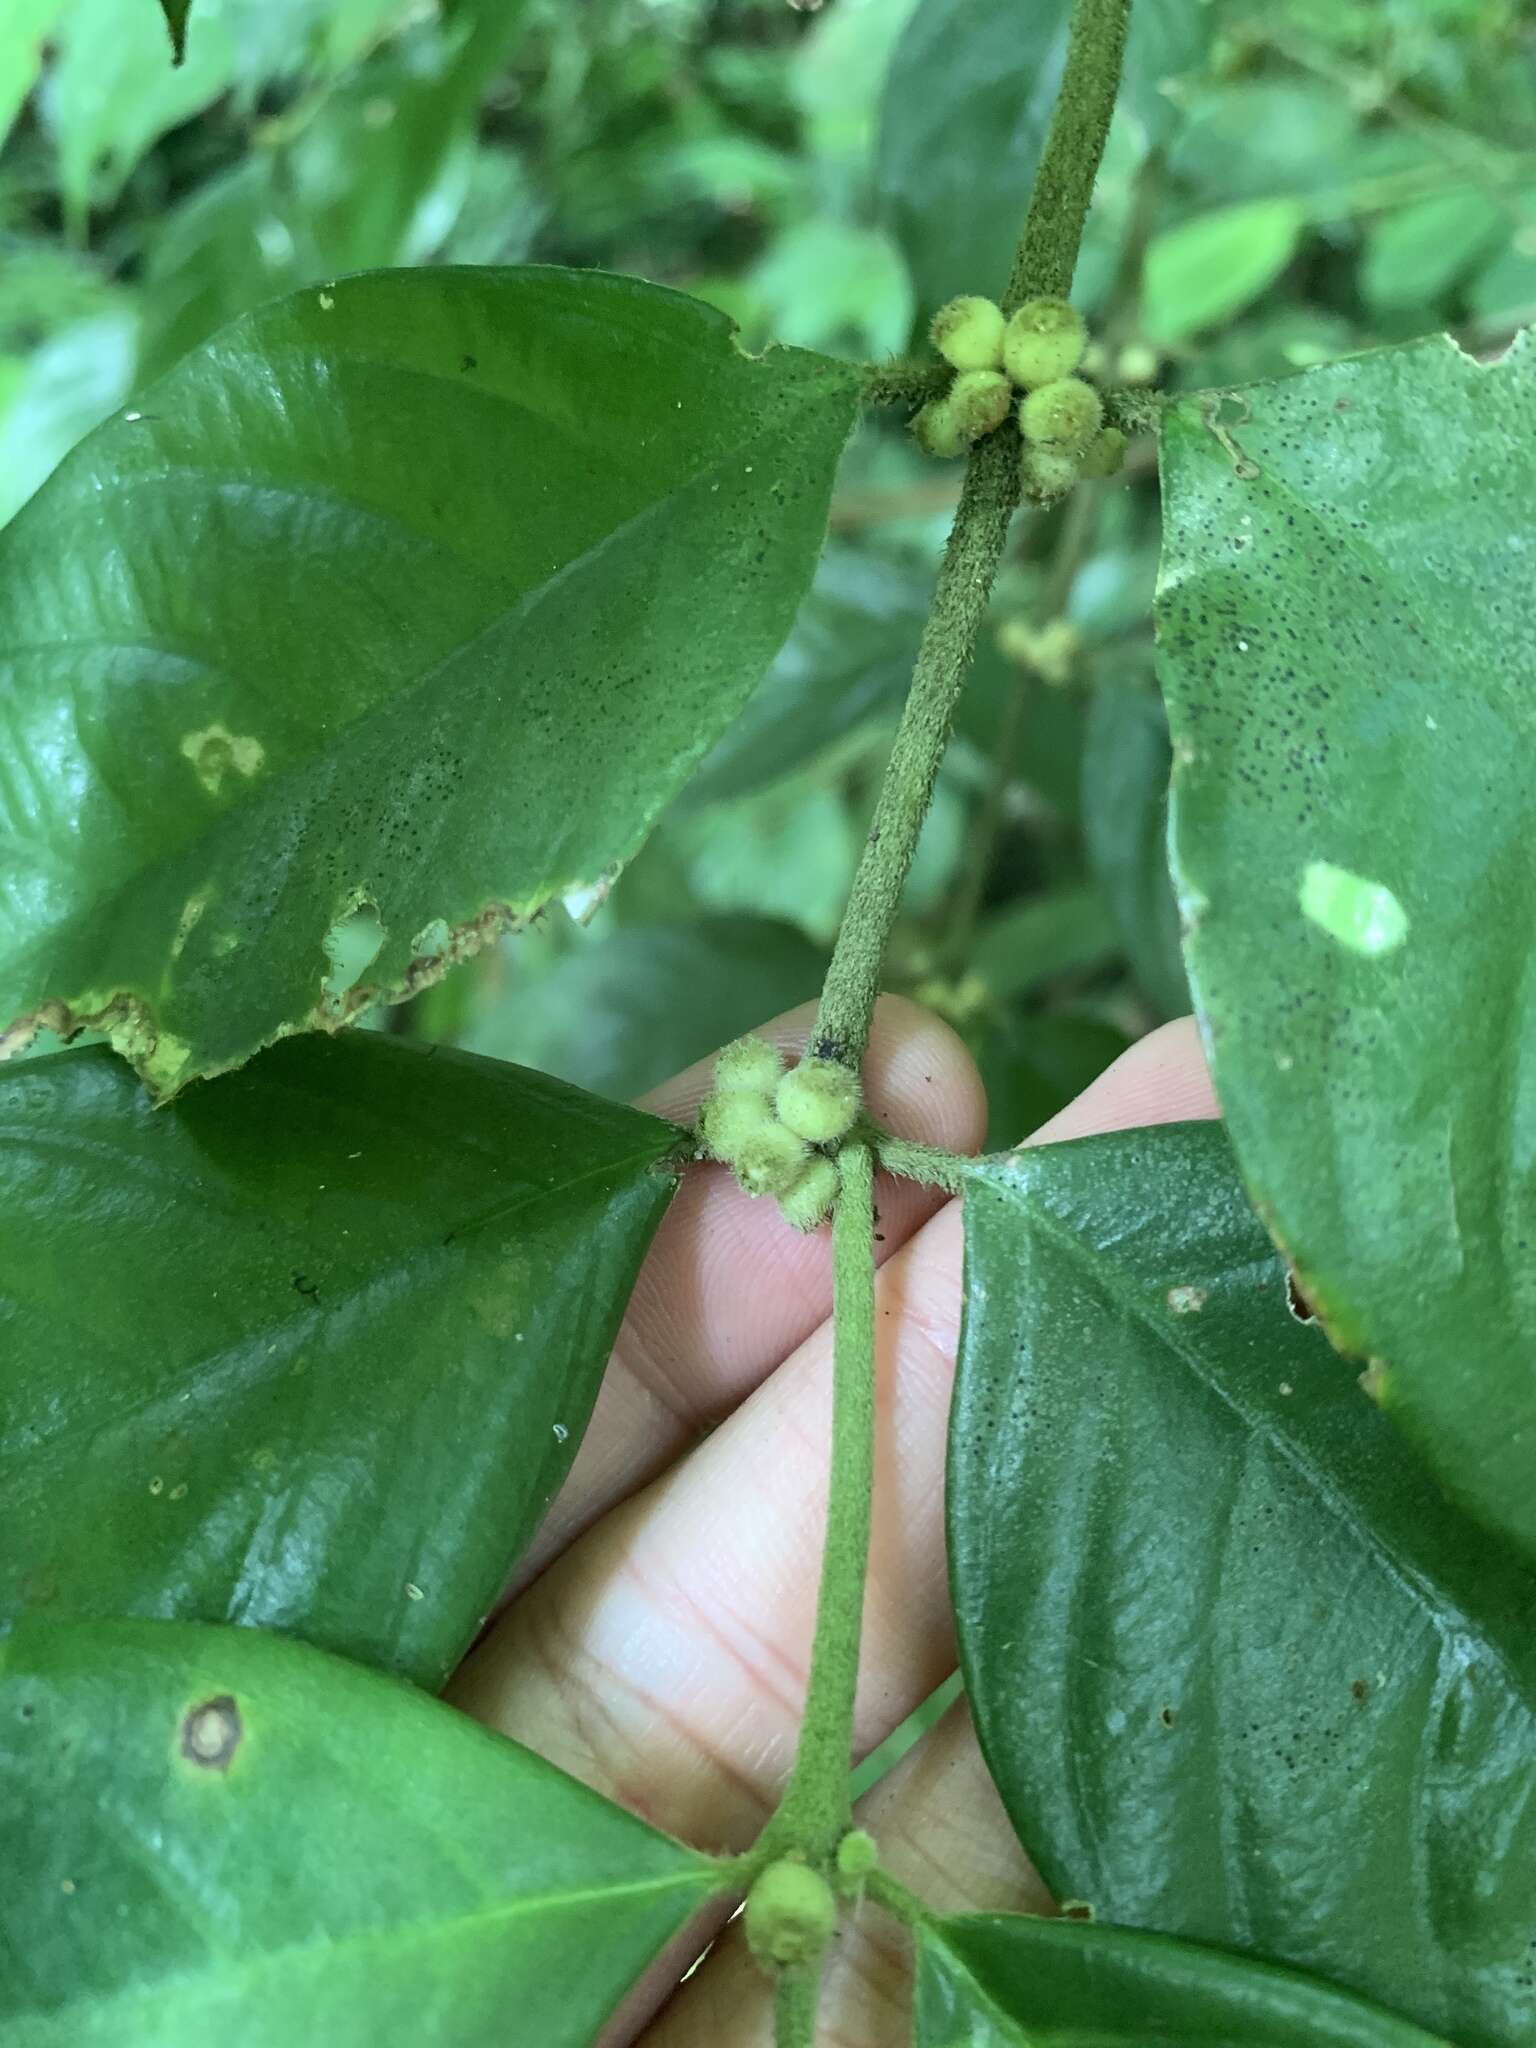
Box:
[913,293,1127,502]
[698,1038,860,1231]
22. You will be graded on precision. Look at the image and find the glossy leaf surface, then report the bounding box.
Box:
[0,266,859,1095]
[950,1121,1536,2048]
[916,1914,1452,2047]
[0,1034,680,1687]
[0,1619,723,2044]
[1157,332,1536,1558]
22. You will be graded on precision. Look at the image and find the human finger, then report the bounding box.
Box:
[637,1698,1047,2045]
[516,996,986,1581]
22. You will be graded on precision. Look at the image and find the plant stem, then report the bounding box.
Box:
[863,1126,974,1196]
[866,1868,932,1932]
[861,361,950,409]
[812,0,1130,1070]
[774,1967,819,2048]
[1004,0,1131,311]
[763,1141,877,1863]
[811,432,1018,1067]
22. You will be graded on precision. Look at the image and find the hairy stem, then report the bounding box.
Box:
[861,360,950,409]
[812,0,1131,1069]
[864,1126,974,1196]
[812,432,1017,1066]
[1004,0,1132,311]
[763,1141,877,1863]
[774,1967,820,2048]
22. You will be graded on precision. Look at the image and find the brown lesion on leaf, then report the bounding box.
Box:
[180,1694,243,1771]
[0,991,191,1095]
[313,871,621,1034]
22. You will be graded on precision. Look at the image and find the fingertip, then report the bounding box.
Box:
[862,994,987,1156]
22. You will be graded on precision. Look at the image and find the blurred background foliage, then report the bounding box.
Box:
[4,0,1533,1135]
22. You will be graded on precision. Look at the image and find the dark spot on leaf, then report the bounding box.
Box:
[460,354,478,372]
[1351,1677,1370,1704]
[1159,1705,1176,1727]
[180,1695,242,1770]
[292,1272,319,1301]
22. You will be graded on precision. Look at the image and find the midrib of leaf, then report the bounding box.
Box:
[919,1931,1030,2046]
[0,1863,722,2041]
[972,1152,1536,1712]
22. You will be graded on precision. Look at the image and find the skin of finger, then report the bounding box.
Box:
[451,1021,1214,2039]
[451,1020,1215,1832]
[515,996,986,1584]
[635,1699,1049,2048]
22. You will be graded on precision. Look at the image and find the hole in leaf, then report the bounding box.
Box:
[321,904,385,1002]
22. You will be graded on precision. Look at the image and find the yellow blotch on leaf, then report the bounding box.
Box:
[180,724,266,796]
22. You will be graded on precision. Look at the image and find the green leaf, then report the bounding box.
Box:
[689,543,928,806]
[916,1914,1454,2047]
[0,1034,680,1687]
[44,0,239,219]
[970,884,1119,1004]
[0,1619,725,2044]
[1361,190,1506,315]
[1142,199,1305,344]
[1080,679,1187,1018]
[137,5,535,378]
[877,0,1210,324]
[1156,332,1536,1560]
[0,266,860,1097]
[158,0,192,61]
[461,917,826,1101]
[877,0,1071,323]
[949,1121,1536,2048]
[0,0,67,150]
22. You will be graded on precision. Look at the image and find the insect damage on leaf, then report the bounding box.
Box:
[180,726,266,798]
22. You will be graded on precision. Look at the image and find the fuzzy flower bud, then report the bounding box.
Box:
[948,368,1014,443]
[930,294,1006,372]
[712,1036,784,1097]
[777,1154,841,1233]
[1019,375,1103,450]
[1078,424,1128,478]
[776,1057,860,1145]
[1002,297,1087,389]
[1019,444,1081,504]
[735,1124,813,1199]
[744,1859,838,1969]
[912,397,965,459]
